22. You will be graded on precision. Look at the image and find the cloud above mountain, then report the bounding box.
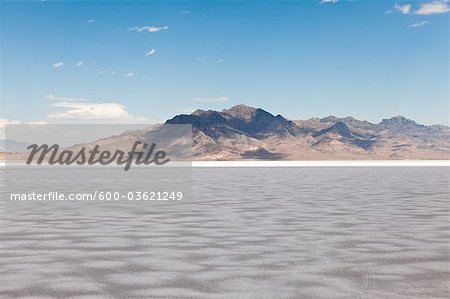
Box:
[394,3,412,14]
[53,61,64,68]
[0,119,47,139]
[409,20,430,28]
[415,0,450,15]
[46,95,149,123]
[390,1,449,15]
[46,94,86,102]
[128,26,168,33]
[145,48,156,56]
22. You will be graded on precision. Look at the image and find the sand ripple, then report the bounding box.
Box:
[1,167,449,298]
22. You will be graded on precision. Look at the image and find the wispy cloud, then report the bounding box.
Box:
[74,61,83,67]
[191,96,229,103]
[128,26,168,33]
[180,10,191,14]
[46,94,87,102]
[180,108,196,114]
[0,119,47,138]
[394,3,412,14]
[195,56,208,63]
[98,70,116,75]
[216,59,224,63]
[415,0,450,14]
[0,118,47,128]
[53,61,64,68]
[87,19,95,23]
[47,95,149,123]
[409,20,430,27]
[0,118,21,128]
[122,72,134,77]
[28,120,48,125]
[145,48,156,56]
[320,0,338,4]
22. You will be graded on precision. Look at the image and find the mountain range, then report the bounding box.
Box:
[165,105,450,160]
[2,105,449,161]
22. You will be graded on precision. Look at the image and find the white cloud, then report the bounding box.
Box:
[49,102,127,120]
[0,119,18,139]
[148,26,168,32]
[216,59,224,63]
[0,119,47,138]
[53,61,64,68]
[409,20,430,27]
[45,94,87,102]
[0,119,47,128]
[415,1,450,14]
[0,118,21,129]
[2,95,150,133]
[122,72,134,77]
[74,61,83,67]
[145,48,156,56]
[180,10,191,14]
[28,120,48,125]
[87,19,95,23]
[98,70,116,75]
[394,3,412,14]
[180,108,196,114]
[128,26,168,33]
[191,96,229,103]
[47,97,149,123]
[320,0,338,3]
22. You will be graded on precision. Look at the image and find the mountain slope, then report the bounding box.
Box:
[167,105,305,139]
[165,105,449,160]
[4,105,448,161]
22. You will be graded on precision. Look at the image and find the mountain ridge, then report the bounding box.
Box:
[2,105,449,161]
[165,104,450,160]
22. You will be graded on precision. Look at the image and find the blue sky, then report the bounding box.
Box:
[0,0,449,126]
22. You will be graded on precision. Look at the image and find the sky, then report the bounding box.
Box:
[0,0,449,127]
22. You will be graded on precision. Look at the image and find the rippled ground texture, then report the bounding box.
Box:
[1,167,449,298]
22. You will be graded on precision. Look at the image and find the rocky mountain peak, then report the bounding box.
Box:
[313,121,354,139]
[380,115,416,126]
[191,109,206,116]
[165,104,302,139]
[221,105,258,121]
[320,116,340,123]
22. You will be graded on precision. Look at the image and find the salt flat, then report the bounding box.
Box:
[0,167,449,298]
[192,160,450,167]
